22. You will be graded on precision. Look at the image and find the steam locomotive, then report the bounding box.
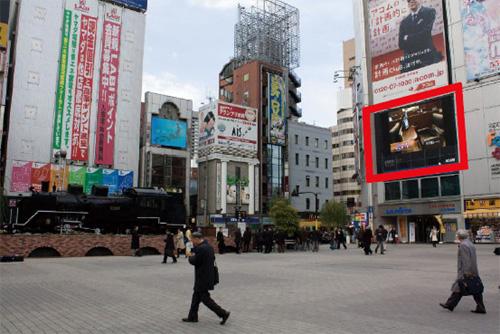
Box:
[4,185,187,234]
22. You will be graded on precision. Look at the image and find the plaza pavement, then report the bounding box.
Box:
[0,243,499,334]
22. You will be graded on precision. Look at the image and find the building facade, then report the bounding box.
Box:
[288,121,332,217]
[139,92,192,220]
[1,0,146,195]
[352,0,500,243]
[331,88,361,212]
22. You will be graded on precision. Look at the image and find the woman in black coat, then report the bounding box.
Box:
[162,232,177,263]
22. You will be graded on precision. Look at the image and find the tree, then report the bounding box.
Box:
[319,201,349,231]
[269,197,299,236]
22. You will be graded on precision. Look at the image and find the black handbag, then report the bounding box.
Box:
[213,261,220,286]
[459,275,484,296]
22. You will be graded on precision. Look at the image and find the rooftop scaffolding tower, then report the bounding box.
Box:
[234,0,300,70]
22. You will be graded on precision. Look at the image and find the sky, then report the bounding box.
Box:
[142,0,354,127]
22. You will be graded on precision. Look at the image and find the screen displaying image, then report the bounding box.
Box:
[374,94,458,174]
[151,116,187,149]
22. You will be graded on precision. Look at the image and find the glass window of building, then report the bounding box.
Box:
[421,177,439,198]
[324,158,328,169]
[315,157,319,168]
[306,155,310,166]
[441,175,460,196]
[306,198,310,210]
[305,136,309,146]
[324,140,328,149]
[315,176,320,187]
[385,182,401,201]
[315,138,319,148]
[325,177,329,189]
[267,145,283,197]
[243,73,249,81]
[295,153,299,166]
[295,134,299,145]
[402,180,419,199]
[306,176,310,187]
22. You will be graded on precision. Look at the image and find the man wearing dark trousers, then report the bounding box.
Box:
[440,229,486,314]
[398,0,442,73]
[183,232,230,324]
[243,227,252,252]
[234,228,242,254]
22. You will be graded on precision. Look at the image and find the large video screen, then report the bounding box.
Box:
[374,94,458,174]
[151,116,187,149]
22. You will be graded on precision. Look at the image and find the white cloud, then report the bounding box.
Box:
[187,0,256,10]
[142,72,207,108]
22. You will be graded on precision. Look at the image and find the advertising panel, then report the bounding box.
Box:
[368,0,449,103]
[0,0,9,49]
[461,0,500,80]
[216,102,258,152]
[53,0,99,160]
[108,0,148,12]
[10,161,32,192]
[31,163,51,192]
[268,73,286,145]
[151,116,188,149]
[199,106,216,149]
[95,4,122,165]
[102,169,119,194]
[69,165,86,186]
[226,176,250,205]
[50,164,69,192]
[85,167,102,194]
[70,0,99,161]
[118,170,134,192]
[363,83,468,182]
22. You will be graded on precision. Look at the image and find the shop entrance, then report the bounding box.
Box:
[408,215,440,243]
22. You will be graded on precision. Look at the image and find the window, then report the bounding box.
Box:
[315,138,319,148]
[306,198,310,210]
[333,155,341,161]
[324,140,328,149]
[306,176,310,187]
[243,73,249,81]
[306,155,310,167]
[402,180,419,199]
[295,153,299,166]
[324,158,328,169]
[315,157,319,168]
[305,136,309,146]
[441,175,460,196]
[294,134,299,145]
[332,143,340,149]
[315,176,320,187]
[385,182,401,201]
[325,177,329,189]
[332,167,341,173]
[421,178,439,198]
[342,140,354,146]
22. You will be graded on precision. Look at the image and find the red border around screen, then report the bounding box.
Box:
[363,83,468,183]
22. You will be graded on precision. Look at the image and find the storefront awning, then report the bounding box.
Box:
[464,209,500,219]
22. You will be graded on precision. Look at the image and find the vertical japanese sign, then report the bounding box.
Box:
[268,73,286,146]
[461,0,500,80]
[10,161,32,192]
[53,0,99,160]
[368,0,448,103]
[95,4,122,165]
[71,0,98,161]
[0,0,9,49]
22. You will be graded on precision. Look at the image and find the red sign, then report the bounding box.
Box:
[95,8,121,165]
[71,14,98,161]
[10,161,32,192]
[363,83,468,183]
[31,163,51,192]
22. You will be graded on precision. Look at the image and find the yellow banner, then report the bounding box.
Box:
[0,23,7,48]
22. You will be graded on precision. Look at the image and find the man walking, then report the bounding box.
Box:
[362,226,373,255]
[216,227,225,254]
[374,225,387,255]
[243,227,252,252]
[234,228,242,254]
[183,232,231,324]
[439,229,486,314]
[311,227,320,252]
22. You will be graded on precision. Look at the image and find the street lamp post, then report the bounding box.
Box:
[291,187,319,220]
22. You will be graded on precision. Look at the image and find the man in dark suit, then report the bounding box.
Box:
[398,0,442,73]
[183,232,231,324]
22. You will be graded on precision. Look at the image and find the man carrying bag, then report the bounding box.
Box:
[183,232,230,325]
[440,229,486,314]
